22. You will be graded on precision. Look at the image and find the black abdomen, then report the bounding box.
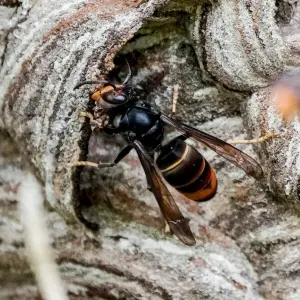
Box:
[156,138,217,201]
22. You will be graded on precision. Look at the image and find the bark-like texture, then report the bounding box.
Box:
[1,0,300,299]
[244,2,300,206]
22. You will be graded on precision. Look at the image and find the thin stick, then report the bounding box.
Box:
[18,173,68,300]
[172,84,180,115]
[68,161,98,167]
[228,132,279,145]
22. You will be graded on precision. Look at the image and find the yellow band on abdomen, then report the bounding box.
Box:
[160,144,189,172]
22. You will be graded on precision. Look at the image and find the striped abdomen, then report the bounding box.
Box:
[156,138,217,201]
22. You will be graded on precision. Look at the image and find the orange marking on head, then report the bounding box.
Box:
[91,91,101,101]
[101,85,115,94]
[91,85,115,102]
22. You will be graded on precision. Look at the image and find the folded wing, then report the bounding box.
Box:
[161,114,263,180]
[133,140,196,246]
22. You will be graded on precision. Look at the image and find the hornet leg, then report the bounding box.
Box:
[69,145,133,168]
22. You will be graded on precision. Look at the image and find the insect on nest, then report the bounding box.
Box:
[72,60,263,246]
